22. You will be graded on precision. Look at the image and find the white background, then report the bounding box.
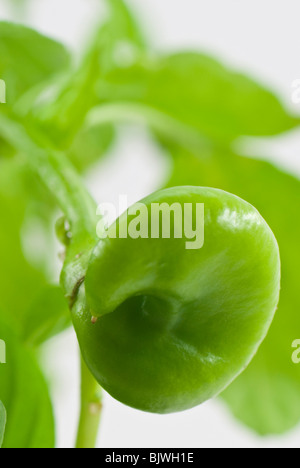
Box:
[1,0,300,448]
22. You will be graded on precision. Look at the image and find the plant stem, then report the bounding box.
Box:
[0,113,97,238]
[85,102,212,153]
[76,357,102,449]
[0,112,102,447]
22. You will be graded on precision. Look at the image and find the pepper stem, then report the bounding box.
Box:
[75,356,102,449]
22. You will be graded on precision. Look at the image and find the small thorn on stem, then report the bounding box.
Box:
[89,402,102,415]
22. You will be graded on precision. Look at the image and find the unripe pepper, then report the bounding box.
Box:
[72,186,280,413]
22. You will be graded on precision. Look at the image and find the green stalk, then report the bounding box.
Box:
[76,358,103,449]
[85,102,212,153]
[0,112,101,448]
[0,113,96,238]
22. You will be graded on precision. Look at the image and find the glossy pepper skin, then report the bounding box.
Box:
[72,186,280,414]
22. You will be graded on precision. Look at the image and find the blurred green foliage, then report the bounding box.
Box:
[0,318,54,448]
[0,0,299,447]
[0,22,70,101]
[97,52,298,141]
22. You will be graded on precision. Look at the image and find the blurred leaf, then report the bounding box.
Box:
[68,123,115,172]
[18,0,148,176]
[0,22,71,102]
[0,159,45,329]
[0,135,15,159]
[165,141,300,434]
[0,158,69,344]
[0,21,73,343]
[0,22,71,159]
[58,0,145,165]
[30,0,144,149]
[0,401,6,448]
[97,52,299,142]
[1,0,145,169]
[22,285,70,347]
[99,0,146,74]
[0,318,55,448]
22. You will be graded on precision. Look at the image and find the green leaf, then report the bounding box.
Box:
[0,401,6,448]
[0,318,55,448]
[23,0,145,161]
[0,157,69,344]
[97,52,299,141]
[22,285,70,347]
[99,0,147,74]
[67,123,115,172]
[0,22,70,102]
[0,159,45,330]
[61,0,145,163]
[165,141,300,434]
[1,0,145,171]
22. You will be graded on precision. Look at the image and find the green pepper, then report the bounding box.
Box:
[72,186,280,413]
